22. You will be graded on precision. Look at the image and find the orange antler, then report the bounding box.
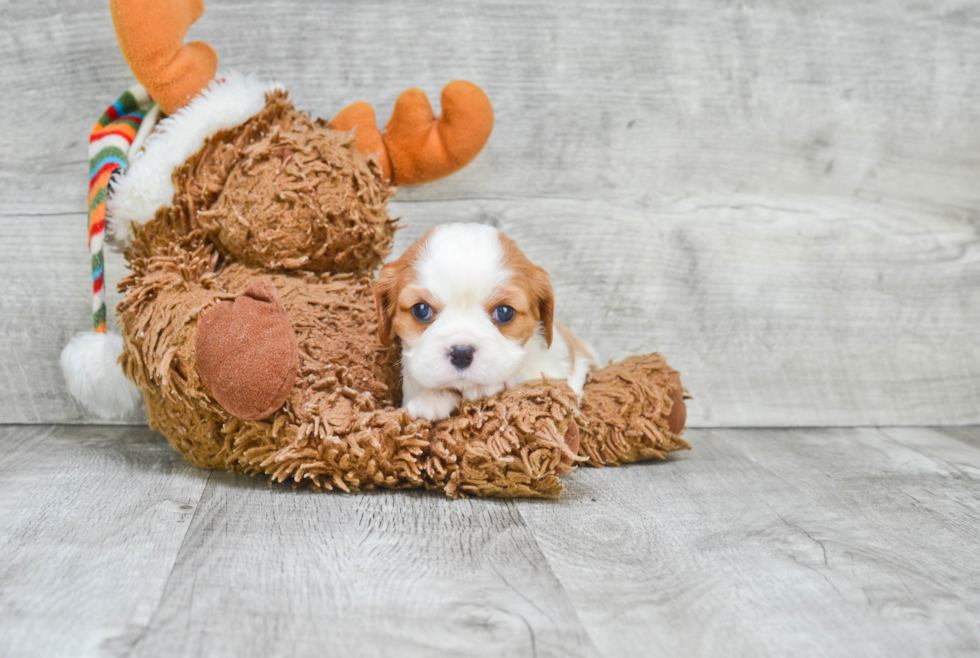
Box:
[110,0,217,115]
[330,81,494,186]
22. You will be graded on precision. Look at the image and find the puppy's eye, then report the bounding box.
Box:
[412,303,434,322]
[492,305,516,324]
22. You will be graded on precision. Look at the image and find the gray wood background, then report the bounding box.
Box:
[1,0,978,426]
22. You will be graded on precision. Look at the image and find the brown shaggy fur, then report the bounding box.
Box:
[116,92,688,498]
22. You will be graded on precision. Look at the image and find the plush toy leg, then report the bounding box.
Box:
[330,81,494,186]
[577,354,690,467]
[199,388,579,498]
[232,375,582,498]
[110,0,218,115]
[425,380,583,498]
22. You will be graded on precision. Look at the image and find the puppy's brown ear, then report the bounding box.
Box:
[374,263,400,346]
[374,227,433,345]
[531,264,555,347]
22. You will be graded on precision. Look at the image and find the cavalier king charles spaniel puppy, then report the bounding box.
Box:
[375,223,598,421]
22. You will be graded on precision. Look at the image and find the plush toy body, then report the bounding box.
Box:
[62,0,689,498]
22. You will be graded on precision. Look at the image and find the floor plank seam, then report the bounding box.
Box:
[120,471,212,658]
[878,426,980,462]
[510,500,606,658]
[0,422,149,429]
[0,211,82,218]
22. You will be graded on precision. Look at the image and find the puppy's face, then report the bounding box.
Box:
[375,223,554,394]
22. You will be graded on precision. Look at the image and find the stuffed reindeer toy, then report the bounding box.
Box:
[62,0,689,498]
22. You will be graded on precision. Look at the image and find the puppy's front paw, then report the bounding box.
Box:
[405,389,462,421]
[504,375,524,390]
[460,382,506,401]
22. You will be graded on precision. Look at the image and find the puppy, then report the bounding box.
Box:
[375,223,598,421]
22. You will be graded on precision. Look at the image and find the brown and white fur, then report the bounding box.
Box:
[375,223,598,421]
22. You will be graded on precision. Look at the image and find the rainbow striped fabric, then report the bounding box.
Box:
[87,85,155,332]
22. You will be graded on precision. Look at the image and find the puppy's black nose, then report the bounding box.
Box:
[449,345,475,370]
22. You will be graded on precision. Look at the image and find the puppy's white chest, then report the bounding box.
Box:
[517,332,571,384]
[514,328,595,396]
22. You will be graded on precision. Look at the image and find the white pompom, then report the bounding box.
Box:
[61,331,143,419]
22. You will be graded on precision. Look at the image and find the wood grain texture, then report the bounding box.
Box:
[0,425,208,658]
[2,424,978,657]
[1,0,979,425]
[125,474,598,658]
[937,425,980,451]
[1,218,140,424]
[516,426,980,657]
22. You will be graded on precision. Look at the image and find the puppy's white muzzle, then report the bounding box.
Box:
[402,309,527,392]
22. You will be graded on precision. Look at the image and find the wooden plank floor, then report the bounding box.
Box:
[1,425,978,657]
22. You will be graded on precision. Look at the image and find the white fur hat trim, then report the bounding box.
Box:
[106,71,283,245]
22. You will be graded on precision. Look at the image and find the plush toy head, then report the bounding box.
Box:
[192,93,395,274]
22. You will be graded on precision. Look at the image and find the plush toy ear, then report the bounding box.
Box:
[374,263,400,346]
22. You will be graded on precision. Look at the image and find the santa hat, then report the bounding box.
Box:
[60,74,280,418]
